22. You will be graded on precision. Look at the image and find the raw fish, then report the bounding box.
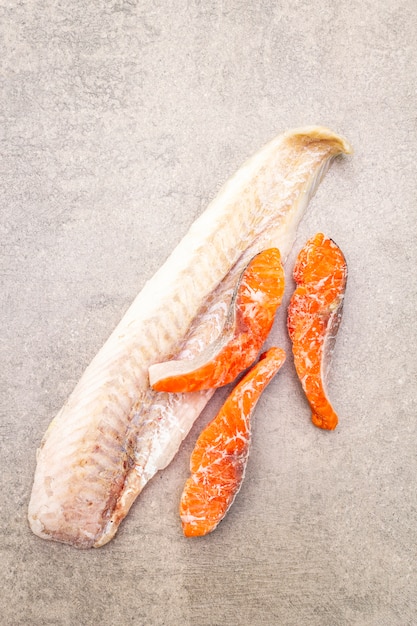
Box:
[180,347,286,537]
[28,128,352,547]
[149,248,285,392]
[287,233,348,430]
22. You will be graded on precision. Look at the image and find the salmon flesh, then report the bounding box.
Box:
[287,233,348,430]
[28,127,352,548]
[180,347,286,537]
[149,248,285,392]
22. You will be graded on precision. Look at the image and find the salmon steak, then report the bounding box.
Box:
[287,233,348,430]
[28,127,352,548]
[180,347,286,537]
[149,248,285,392]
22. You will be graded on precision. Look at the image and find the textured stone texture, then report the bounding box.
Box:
[1,1,416,624]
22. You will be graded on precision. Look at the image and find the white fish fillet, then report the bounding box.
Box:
[28,126,352,548]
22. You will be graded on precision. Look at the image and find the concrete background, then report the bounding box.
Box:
[1,1,416,624]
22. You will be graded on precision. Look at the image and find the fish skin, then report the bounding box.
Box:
[28,127,352,548]
[287,233,348,430]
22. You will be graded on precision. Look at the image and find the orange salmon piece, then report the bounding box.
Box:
[149,248,285,392]
[179,346,286,537]
[287,233,347,430]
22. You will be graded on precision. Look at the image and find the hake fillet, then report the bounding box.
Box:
[28,126,352,548]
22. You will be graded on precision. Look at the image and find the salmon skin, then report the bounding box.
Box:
[28,127,352,548]
[287,233,348,430]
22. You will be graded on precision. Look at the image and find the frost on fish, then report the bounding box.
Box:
[149,248,285,393]
[287,233,348,430]
[179,347,286,537]
[28,127,352,548]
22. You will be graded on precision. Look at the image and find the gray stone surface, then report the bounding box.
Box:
[1,1,416,624]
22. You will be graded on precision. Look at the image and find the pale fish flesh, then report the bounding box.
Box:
[28,127,352,548]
